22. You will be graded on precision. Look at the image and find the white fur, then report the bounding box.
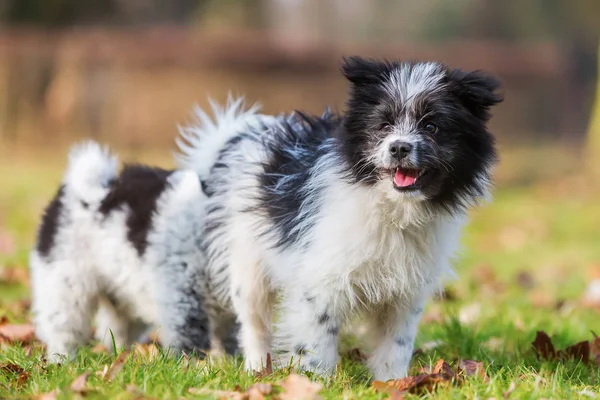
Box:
[30,142,212,362]
[175,95,276,179]
[182,99,477,381]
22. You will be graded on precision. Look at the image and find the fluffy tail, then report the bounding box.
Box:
[63,140,118,204]
[174,95,271,179]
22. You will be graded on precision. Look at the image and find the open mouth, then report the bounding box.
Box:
[392,167,427,190]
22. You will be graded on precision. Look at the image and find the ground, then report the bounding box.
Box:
[0,144,598,399]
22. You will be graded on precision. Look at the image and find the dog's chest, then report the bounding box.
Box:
[347,221,437,304]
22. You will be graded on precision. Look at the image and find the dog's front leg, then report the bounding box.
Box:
[275,288,340,376]
[229,242,273,372]
[367,296,426,381]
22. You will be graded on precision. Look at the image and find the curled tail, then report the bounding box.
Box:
[63,140,118,204]
[174,95,274,179]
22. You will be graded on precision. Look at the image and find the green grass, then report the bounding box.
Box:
[0,146,599,399]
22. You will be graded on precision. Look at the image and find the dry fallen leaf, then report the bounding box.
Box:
[373,373,450,395]
[279,374,322,400]
[532,331,592,364]
[532,331,557,360]
[254,352,273,378]
[432,359,455,379]
[134,343,160,361]
[0,322,35,345]
[103,350,130,381]
[70,371,91,393]
[590,334,600,367]
[458,360,488,382]
[562,341,590,364]
[0,363,30,387]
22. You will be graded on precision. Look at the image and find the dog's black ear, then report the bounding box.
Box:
[341,56,392,85]
[447,69,504,121]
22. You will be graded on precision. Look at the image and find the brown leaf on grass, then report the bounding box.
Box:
[432,359,455,379]
[103,350,130,382]
[590,334,600,367]
[562,341,590,364]
[279,374,323,400]
[0,322,35,345]
[373,373,450,396]
[133,343,160,361]
[0,363,30,387]
[253,352,273,378]
[70,371,91,393]
[532,331,591,364]
[458,360,488,382]
[532,331,557,360]
[345,347,368,362]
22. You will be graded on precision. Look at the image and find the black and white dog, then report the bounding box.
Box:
[177,57,502,381]
[29,142,220,362]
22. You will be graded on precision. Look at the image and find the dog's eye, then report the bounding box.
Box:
[424,123,438,134]
[378,122,391,130]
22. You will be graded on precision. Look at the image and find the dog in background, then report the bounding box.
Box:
[176,57,503,381]
[29,141,224,362]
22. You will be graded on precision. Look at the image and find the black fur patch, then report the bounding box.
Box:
[317,312,330,324]
[295,344,308,355]
[258,113,342,248]
[36,185,65,258]
[98,165,173,256]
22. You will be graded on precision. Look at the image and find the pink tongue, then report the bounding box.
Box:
[394,169,417,187]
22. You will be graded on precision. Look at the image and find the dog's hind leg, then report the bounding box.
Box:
[30,255,98,363]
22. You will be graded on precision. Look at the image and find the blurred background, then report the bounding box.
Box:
[1,0,599,150]
[0,1,600,333]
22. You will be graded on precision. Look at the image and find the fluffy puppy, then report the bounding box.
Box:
[29,141,219,362]
[176,58,503,381]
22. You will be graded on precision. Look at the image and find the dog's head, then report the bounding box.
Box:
[339,56,503,211]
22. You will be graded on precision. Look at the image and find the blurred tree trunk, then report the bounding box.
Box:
[587,41,600,173]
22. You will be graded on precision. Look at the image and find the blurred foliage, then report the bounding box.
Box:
[0,0,208,26]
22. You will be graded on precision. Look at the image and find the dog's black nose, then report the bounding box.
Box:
[389,141,412,160]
